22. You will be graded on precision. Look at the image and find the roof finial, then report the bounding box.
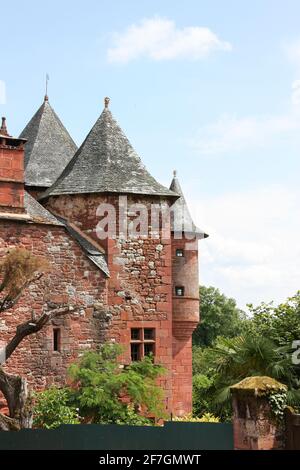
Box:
[0,117,8,136]
[104,97,110,109]
[173,169,177,177]
[44,73,49,102]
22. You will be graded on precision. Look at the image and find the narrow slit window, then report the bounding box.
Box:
[53,328,61,352]
[175,286,185,297]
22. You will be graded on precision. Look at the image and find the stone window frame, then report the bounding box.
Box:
[53,327,61,353]
[130,327,156,362]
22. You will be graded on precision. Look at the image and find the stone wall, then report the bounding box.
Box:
[231,376,287,450]
[0,220,108,393]
[46,193,175,414]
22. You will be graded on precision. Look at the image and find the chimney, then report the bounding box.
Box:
[0,117,26,213]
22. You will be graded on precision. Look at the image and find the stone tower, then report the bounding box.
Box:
[170,171,208,415]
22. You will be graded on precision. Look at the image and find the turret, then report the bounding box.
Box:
[170,171,208,415]
[170,171,208,340]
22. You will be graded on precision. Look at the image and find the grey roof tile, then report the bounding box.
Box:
[170,173,208,238]
[24,192,63,226]
[23,193,109,276]
[20,98,77,188]
[41,106,177,198]
[54,215,110,277]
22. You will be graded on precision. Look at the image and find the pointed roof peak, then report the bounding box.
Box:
[169,172,208,239]
[42,105,177,199]
[170,170,184,197]
[20,99,77,188]
[0,117,10,137]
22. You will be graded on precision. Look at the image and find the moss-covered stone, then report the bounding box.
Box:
[230,376,287,396]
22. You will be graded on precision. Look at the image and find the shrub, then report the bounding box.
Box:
[33,387,80,429]
[173,412,220,423]
[68,344,166,424]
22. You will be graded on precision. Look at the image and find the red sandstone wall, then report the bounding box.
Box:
[46,193,174,413]
[171,237,199,416]
[0,221,108,391]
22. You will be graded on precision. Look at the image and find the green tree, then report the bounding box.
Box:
[206,334,300,415]
[246,292,300,346]
[68,344,166,424]
[193,374,215,416]
[33,387,80,429]
[193,286,246,347]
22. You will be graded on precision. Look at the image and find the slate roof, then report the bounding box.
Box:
[24,192,63,226]
[54,215,110,277]
[41,103,177,199]
[23,193,109,276]
[169,172,208,239]
[19,97,77,188]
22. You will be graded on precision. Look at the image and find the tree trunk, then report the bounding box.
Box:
[0,368,32,431]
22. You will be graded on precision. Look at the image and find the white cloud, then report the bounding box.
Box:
[285,39,300,67]
[190,112,300,155]
[292,79,300,106]
[107,17,232,64]
[189,186,300,310]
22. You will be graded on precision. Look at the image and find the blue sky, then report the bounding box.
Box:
[1,0,300,309]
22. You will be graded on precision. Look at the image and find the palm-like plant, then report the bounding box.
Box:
[208,334,299,410]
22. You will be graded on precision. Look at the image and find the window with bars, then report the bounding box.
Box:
[130,327,156,361]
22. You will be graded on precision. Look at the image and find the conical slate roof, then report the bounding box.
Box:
[20,97,77,188]
[42,101,177,198]
[170,172,208,238]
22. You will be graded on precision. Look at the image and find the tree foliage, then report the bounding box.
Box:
[33,387,80,429]
[192,289,300,420]
[246,292,300,346]
[0,248,48,311]
[68,344,166,425]
[193,286,246,347]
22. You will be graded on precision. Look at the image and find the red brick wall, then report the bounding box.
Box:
[0,146,24,212]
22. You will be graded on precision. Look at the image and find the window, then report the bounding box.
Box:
[53,328,61,352]
[130,327,155,361]
[131,328,141,340]
[176,249,184,257]
[130,343,141,361]
[144,343,155,357]
[175,286,185,297]
[144,328,154,340]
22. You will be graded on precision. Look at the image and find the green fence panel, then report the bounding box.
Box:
[0,422,233,450]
